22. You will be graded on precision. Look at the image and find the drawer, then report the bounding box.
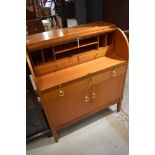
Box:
[79,51,97,63]
[78,46,115,63]
[90,64,127,86]
[95,48,106,58]
[34,57,79,76]
[41,64,127,103]
[34,62,57,76]
[56,56,78,70]
[41,77,89,103]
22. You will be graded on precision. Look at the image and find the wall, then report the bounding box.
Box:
[74,0,103,24]
[74,0,86,24]
[86,0,103,23]
[74,0,129,30]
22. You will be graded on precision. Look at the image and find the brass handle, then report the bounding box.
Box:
[59,90,64,97]
[85,96,90,102]
[77,38,79,47]
[112,70,117,77]
[91,92,96,99]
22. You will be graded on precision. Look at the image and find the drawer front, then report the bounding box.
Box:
[34,57,79,76]
[90,64,127,86]
[95,46,113,58]
[41,74,126,128]
[79,51,97,63]
[41,77,89,103]
[95,48,106,58]
[56,56,78,70]
[34,62,57,76]
[41,64,127,102]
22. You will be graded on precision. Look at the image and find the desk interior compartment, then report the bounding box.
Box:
[43,47,55,62]
[79,36,98,46]
[30,50,43,66]
[107,32,115,45]
[99,34,107,47]
[54,41,78,54]
[55,44,98,60]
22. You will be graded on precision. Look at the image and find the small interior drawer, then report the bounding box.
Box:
[34,57,79,76]
[78,51,97,63]
[56,56,78,70]
[34,62,57,76]
[95,48,106,58]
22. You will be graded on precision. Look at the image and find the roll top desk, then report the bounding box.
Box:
[26,21,129,142]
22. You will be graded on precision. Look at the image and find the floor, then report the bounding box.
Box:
[27,106,128,155]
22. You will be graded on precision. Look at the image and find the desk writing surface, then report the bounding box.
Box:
[36,55,127,92]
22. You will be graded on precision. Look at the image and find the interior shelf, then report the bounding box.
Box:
[54,41,78,54]
[80,42,98,48]
[55,44,98,60]
[79,36,98,46]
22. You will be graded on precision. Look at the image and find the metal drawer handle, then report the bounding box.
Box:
[77,38,79,47]
[91,92,96,99]
[58,85,64,97]
[59,90,64,97]
[85,96,90,102]
[112,70,117,77]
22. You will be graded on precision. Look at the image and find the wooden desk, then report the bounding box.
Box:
[26,21,128,142]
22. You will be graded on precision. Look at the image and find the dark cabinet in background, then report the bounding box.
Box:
[102,0,129,30]
[75,0,129,30]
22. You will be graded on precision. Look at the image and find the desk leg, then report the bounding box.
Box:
[52,128,59,142]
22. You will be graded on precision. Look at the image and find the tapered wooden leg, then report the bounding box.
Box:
[117,99,122,112]
[51,128,59,142]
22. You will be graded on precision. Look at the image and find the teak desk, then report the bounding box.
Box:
[26,21,129,142]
